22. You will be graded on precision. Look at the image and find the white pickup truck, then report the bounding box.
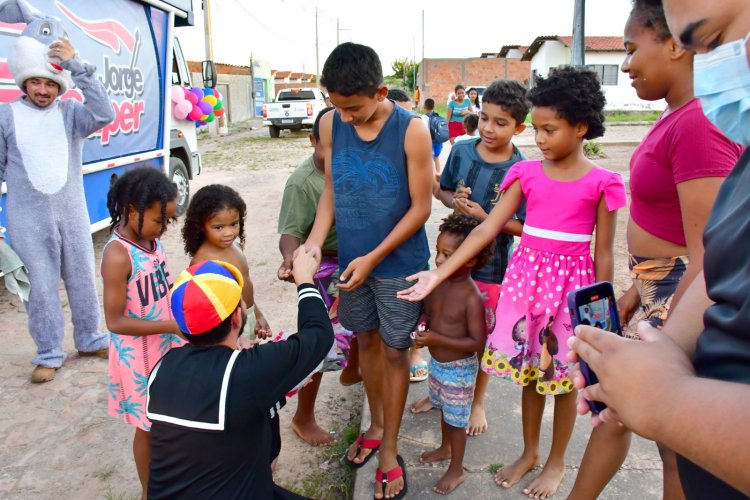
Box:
[262,88,328,138]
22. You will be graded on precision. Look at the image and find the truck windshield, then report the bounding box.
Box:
[278,90,316,101]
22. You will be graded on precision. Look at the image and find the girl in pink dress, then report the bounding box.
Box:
[399,67,626,498]
[101,168,184,498]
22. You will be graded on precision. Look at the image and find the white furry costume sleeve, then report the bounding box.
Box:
[0,58,115,367]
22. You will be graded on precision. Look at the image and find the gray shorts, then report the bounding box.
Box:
[338,276,422,350]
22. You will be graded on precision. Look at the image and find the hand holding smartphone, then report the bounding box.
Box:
[567,281,623,414]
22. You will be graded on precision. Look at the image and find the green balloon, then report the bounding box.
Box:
[205,113,215,122]
[214,99,223,110]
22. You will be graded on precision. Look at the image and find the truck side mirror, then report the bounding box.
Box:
[202,60,217,88]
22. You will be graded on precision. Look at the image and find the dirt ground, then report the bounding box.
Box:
[0,122,643,499]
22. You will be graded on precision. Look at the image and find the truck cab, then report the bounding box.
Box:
[262,87,327,138]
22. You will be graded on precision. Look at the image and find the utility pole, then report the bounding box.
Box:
[203,0,214,61]
[315,6,320,88]
[571,0,585,66]
[249,52,256,119]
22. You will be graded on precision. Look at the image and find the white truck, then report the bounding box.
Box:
[262,87,327,138]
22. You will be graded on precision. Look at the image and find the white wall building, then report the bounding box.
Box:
[522,36,665,111]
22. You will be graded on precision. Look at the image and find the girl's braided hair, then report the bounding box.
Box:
[107,166,178,235]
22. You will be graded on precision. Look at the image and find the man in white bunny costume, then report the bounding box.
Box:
[0,0,115,383]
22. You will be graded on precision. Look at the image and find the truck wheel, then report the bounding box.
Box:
[269,125,280,138]
[170,157,190,216]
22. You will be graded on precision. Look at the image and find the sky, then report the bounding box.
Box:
[177,0,634,74]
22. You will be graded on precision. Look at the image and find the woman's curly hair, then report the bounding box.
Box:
[439,213,495,270]
[182,184,246,256]
[528,66,606,140]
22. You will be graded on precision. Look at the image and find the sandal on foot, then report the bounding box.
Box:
[375,454,408,500]
[409,362,428,382]
[343,433,381,469]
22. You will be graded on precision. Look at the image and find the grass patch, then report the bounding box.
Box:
[103,487,140,500]
[583,139,606,159]
[287,418,361,499]
[489,463,504,475]
[93,465,117,482]
[605,110,660,123]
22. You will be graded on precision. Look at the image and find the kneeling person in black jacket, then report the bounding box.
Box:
[147,249,332,500]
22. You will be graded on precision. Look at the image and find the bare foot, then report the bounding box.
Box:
[494,453,539,489]
[466,404,488,436]
[410,397,434,414]
[523,461,565,499]
[339,366,362,386]
[291,417,334,446]
[419,445,451,464]
[433,468,466,495]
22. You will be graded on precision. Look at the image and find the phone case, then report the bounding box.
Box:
[567,281,622,414]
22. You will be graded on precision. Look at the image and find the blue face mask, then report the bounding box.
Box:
[693,32,750,145]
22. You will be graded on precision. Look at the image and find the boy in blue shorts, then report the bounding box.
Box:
[302,42,433,500]
[425,79,529,436]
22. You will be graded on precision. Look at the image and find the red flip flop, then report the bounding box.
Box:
[374,454,408,500]
[343,432,381,469]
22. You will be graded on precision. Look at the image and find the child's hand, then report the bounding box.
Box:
[254,313,272,339]
[337,255,375,292]
[452,186,472,206]
[454,197,488,219]
[277,259,294,282]
[292,246,320,284]
[413,328,434,348]
[397,270,440,302]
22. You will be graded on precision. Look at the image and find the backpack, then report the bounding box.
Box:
[427,111,449,143]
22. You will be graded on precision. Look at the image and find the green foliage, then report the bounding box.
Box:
[390,58,418,90]
[605,110,660,123]
[489,463,504,474]
[583,140,606,159]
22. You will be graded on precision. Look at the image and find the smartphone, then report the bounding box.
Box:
[567,281,622,414]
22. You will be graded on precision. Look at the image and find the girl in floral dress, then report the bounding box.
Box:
[398,67,626,498]
[101,168,184,498]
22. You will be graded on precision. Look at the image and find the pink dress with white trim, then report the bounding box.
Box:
[481,160,626,395]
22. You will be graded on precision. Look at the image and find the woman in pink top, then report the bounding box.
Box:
[569,3,743,500]
[400,67,626,498]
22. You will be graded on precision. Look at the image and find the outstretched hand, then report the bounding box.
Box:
[337,255,375,292]
[567,321,694,439]
[396,270,440,302]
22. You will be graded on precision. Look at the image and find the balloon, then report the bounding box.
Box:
[173,105,189,120]
[171,85,185,103]
[198,101,213,115]
[205,113,215,122]
[214,107,224,117]
[190,87,204,101]
[198,120,207,127]
[213,99,223,111]
[203,95,217,107]
[188,106,203,121]
[203,88,215,97]
[185,92,198,105]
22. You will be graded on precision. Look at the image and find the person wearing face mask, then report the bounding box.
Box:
[567,0,750,498]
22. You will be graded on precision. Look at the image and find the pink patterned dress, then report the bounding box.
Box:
[481,160,626,395]
[105,229,184,431]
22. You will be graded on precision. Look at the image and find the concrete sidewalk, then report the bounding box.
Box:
[352,376,663,499]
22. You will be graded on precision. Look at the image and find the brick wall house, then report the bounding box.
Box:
[416,56,530,104]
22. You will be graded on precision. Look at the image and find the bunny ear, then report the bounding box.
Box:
[0,0,40,24]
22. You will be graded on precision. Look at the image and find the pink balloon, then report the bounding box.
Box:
[173,102,189,120]
[188,107,203,121]
[178,100,193,116]
[185,92,198,105]
[171,85,185,103]
[190,87,204,101]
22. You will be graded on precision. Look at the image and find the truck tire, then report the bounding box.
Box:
[269,125,280,138]
[170,157,190,216]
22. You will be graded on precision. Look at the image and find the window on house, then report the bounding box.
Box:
[585,64,619,86]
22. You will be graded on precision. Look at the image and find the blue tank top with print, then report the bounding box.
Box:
[331,102,429,277]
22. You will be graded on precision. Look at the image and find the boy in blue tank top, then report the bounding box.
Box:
[302,42,433,500]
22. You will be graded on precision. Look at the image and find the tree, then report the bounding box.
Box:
[390,58,417,90]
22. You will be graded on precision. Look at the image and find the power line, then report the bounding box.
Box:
[228,0,283,39]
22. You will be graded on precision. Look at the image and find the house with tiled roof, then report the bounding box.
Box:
[522,35,662,110]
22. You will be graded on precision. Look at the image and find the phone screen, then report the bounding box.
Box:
[576,295,621,335]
